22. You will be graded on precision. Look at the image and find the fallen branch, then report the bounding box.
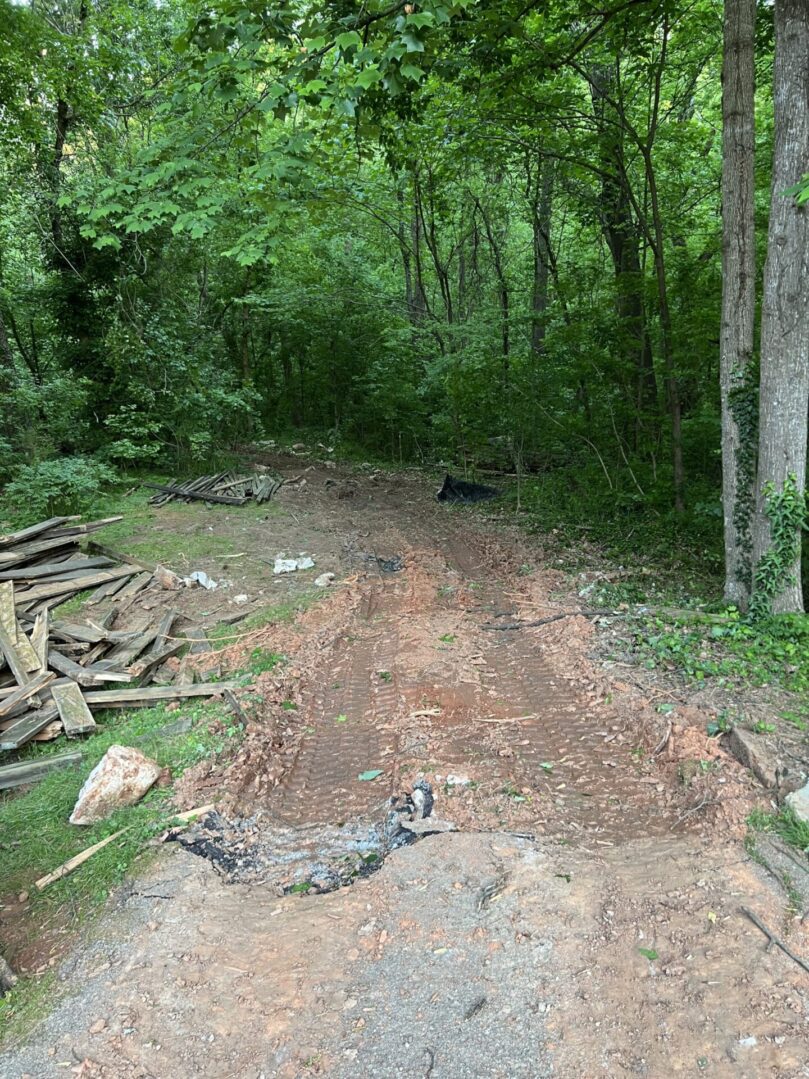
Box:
[740,905,809,976]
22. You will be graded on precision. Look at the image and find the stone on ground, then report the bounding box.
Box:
[70,745,162,825]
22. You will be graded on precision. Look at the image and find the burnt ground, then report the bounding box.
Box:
[2,456,809,1077]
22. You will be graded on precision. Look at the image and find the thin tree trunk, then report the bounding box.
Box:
[531,163,553,354]
[752,0,809,613]
[720,0,757,609]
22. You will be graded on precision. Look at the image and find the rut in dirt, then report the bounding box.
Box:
[180,502,692,892]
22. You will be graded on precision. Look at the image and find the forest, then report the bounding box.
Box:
[0,0,807,613]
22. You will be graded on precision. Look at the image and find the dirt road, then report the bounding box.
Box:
[4,460,808,1077]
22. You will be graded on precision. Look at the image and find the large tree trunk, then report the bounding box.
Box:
[720,0,757,609]
[752,0,809,614]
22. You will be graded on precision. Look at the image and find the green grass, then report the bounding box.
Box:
[0,698,242,915]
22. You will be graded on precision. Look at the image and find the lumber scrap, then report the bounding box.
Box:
[43,516,124,539]
[14,566,135,605]
[0,517,79,548]
[110,571,153,606]
[0,704,60,750]
[0,670,55,719]
[0,556,115,581]
[86,541,155,573]
[48,650,132,686]
[0,751,82,790]
[36,828,128,891]
[152,609,179,651]
[129,640,185,686]
[83,682,238,708]
[141,482,247,506]
[31,610,49,667]
[51,682,97,735]
[0,620,33,686]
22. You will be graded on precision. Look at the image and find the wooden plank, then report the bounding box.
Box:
[104,627,158,667]
[86,541,155,574]
[87,572,133,604]
[0,751,82,790]
[48,650,132,686]
[83,682,238,708]
[14,566,135,605]
[129,639,185,684]
[0,704,59,750]
[51,681,97,735]
[0,620,31,686]
[0,582,17,640]
[141,482,247,506]
[0,670,55,718]
[153,609,179,652]
[0,556,115,582]
[0,517,79,549]
[36,828,128,890]
[42,516,123,539]
[31,610,49,667]
[50,621,106,644]
[33,720,63,741]
[107,571,153,606]
[0,536,78,568]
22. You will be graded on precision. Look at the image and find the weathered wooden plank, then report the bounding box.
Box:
[0,536,77,568]
[0,751,82,790]
[51,682,97,735]
[83,682,238,708]
[50,621,106,644]
[0,582,17,641]
[141,482,247,506]
[186,625,212,654]
[130,640,186,685]
[0,704,59,750]
[153,609,178,652]
[104,627,158,667]
[0,670,55,719]
[42,516,123,539]
[0,620,32,686]
[14,566,135,605]
[0,517,79,549]
[107,571,153,605]
[48,650,132,686]
[36,827,128,890]
[31,610,49,667]
[87,572,134,604]
[0,556,114,581]
[86,541,155,573]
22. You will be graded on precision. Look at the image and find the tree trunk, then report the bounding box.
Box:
[720,0,757,609]
[531,163,553,354]
[752,0,809,613]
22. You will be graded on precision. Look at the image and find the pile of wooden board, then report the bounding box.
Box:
[144,469,285,507]
[0,515,235,765]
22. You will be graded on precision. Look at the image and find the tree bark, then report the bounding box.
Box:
[531,162,554,354]
[752,0,809,613]
[720,0,757,609]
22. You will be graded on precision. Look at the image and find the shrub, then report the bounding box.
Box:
[1,456,118,524]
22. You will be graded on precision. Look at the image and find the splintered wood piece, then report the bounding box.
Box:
[33,720,63,741]
[83,682,238,708]
[0,750,82,790]
[153,609,179,652]
[14,566,135,605]
[49,621,106,644]
[51,682,97,735]
[0,536,77,568]
[0,704,60,750]
[0,670,55,719]
[0,516,79,548]
[13,613,43,674]
[31,610,49,667]
[112,571,154,605]
[105,627,158,667]
[176,660,195,686]
[129,640,185,686]
[0,582,16,640]
[48,650,132,686]
[87,572,133,604]
[36,828,128,890]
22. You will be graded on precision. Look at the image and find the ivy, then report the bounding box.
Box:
[749,474,808,621]
[727,361,758,591]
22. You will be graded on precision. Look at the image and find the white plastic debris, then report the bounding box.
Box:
[185,570,217,590]
[273,554,315,575]
[314,572,336,587]
[446,774,471,787]
[233,594,249,605]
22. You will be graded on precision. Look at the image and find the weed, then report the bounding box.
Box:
[439,633,457,644]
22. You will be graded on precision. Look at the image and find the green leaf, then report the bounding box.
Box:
[335,30,362,51]
[356,66,383,89]
[335,714,348,723]
[358,769,383,781]
[638,947,658,961]
[400,62,425,81]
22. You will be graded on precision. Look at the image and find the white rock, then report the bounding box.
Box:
[446,774,471,787]
[785,780,809,823]
[233,594,249,605]
[315,572,336,588]
[273,554,315,574]
[70,746,162,825]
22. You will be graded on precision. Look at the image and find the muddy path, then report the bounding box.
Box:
[3,460,808,1077]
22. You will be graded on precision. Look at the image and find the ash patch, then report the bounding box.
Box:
[176,782,441,895]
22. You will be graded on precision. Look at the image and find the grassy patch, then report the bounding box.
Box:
[207,590,323,646]
[0,698,242,917]
[0,971,56,1046]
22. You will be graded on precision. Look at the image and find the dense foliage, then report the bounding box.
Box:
[0,0,805,601]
